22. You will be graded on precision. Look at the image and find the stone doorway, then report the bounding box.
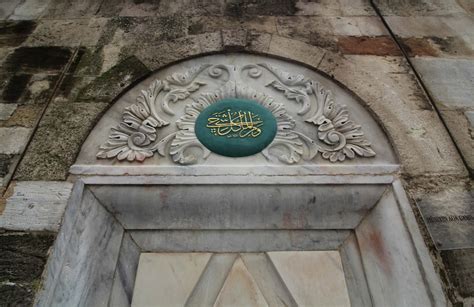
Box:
[35,54,445,306]
[35,181,444,306]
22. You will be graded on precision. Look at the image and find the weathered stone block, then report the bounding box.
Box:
[3,46,72,73]
[77,56,150,103]
[0,181,73,231]
[338,36,401,56]
[24,18,108,47]
[0,20,36,47]
[269,35,325,68]
[441,249,474,298]
[188,16,277,36]
[136,37,201,71]
[0,0,22,19]
[247,32,272,53]
[0,103,16,120]
[318,54,467,176]
[1,73,58,106]
[197,32,223,53]
[415,183,474,250]
[412,58,474,110]
[1,74,32,103]
[100,16,188,48]
[0,104,43,128]
[276,16,387,46]
[0,153,13,177]
[0,232,55,307]
[0,127,31,155]
[441,110,474,174]
[222,29,247,51]
[8,0,51,20]
[400,37,439,57]
[68,47,103,77]
[42,0,102,18]
[374,0,465,16]
[15,102,108,180]
[224,0,297,16]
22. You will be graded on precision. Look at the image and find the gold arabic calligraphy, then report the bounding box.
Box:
[207,109,263,138]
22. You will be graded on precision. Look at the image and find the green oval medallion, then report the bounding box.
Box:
[195,98,277,157]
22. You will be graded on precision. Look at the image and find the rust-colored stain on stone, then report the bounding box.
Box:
[367,229,392,274]
[400,37,439,57]
[337,36,402,56]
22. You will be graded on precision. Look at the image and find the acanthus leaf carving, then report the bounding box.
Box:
[162,81,206,115]
[305,83,376,162]
[97,80,168,162]
[258,63,312,115]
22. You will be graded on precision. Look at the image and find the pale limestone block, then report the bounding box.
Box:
[441,14,474,45]
[132,253,212,307]
[0,181,73,231]
[0,0,22,19]
[24,18,108,47]
[269,35,325,68]
[214,257,269,307]
[0,127,31,155]
[295,0,342,16]
[413,58,474,109]
[8,0,50,20]
[329,17,388,36]
[0,103,17,120]
[268,251,351,307]
[384,16,455,37]
[338,0,374,16]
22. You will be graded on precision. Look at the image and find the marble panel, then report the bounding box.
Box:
[91,185,386,230]
[214,257,269,307]
[356,189,445,306]
[35,187,124,307]
[339,233,373,307]
[185,253,238,306]
[131,253,212,307]
[268,251,351,307]
[109,233,141,307]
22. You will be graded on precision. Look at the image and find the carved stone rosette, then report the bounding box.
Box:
[97,63,376,164]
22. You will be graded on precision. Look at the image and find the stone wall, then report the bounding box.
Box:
[0,0,472,305]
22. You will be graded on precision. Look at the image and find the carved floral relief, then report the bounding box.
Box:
[97,63,375,164]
